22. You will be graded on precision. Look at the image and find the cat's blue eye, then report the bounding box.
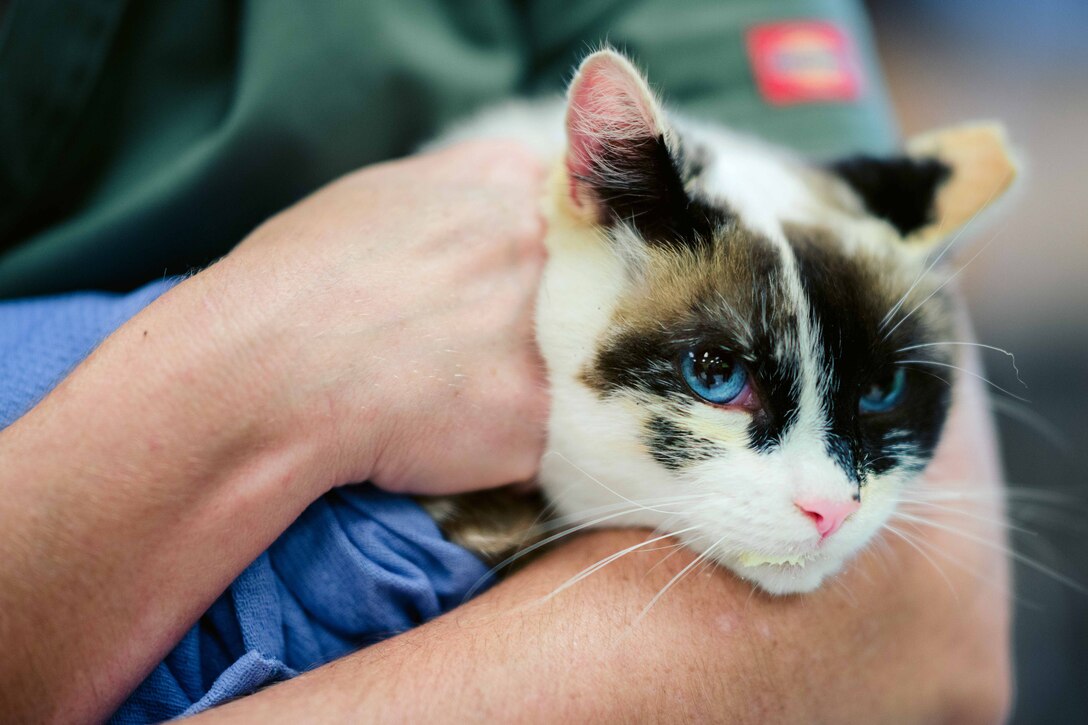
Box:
[680,347,748,404]
[859,368,907,414]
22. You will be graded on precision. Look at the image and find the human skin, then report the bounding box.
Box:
[191,330,1012,723]
[0,141,1010,722]
[0,142,549,723]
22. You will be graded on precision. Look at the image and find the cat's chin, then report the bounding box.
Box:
[728,557,846,596]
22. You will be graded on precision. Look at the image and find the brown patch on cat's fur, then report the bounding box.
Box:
[419,488,548,568]
[621,227,783,331]
[580,223,792,398]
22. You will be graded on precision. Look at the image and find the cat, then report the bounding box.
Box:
[422,49,1016,595]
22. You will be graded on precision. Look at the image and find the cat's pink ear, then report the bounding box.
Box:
[565,50,668,215]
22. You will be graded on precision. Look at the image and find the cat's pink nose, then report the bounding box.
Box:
[795,498,860,539]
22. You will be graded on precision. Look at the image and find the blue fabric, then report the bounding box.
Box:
[0,281,494,723]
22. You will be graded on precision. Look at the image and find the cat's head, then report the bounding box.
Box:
[536,50,1016,594]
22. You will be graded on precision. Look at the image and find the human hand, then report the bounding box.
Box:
[211,141,550,495]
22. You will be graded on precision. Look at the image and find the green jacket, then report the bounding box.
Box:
[0,0,896,297]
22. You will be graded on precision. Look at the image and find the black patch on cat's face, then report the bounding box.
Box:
[743,327,802,453]
[584,225,806,466]
[581,134,729,249]
[590,326,686,400]
[584,212,953,478]
[644,415,717,470]
[785,225,953,481]
[829,156,951,236]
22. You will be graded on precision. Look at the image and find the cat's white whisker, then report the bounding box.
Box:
[879,170,1011,334]
[545,450,695,515]
[897,519,1044,609]
[892,519,1016,590]
[463,504,691,600]
[892,497,1033,536]
[632,533,728,626]
[881,522,958,597]
[895,341,1027,388]
[877,202,956,331]
[868,534,896,577]
[904,485,1087,519]
[540,526,703,604]
[861,453,899,468]
[643,533,710,577]
[639,540,695,555]
[891,511,1088,594]
[882,225,1007,343]
[898,359,1030,402]
[829,575,859,607]
[989,396,1071,452]
[910,367,954,390]
[537,492,714,531]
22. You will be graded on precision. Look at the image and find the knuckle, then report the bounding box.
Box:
[480,142,545,186]
[511,452,541,483]
[442,138,495,160]
[507,211,547,264]
[490,139,541,168]
[520,210,547,246]
[516,378,549,424]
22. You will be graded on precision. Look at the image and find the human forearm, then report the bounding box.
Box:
[194,525,1006,723]
[0,143,549,722]
[195,335,1010,723]
[0,265,335,722]
[193,529,751,723]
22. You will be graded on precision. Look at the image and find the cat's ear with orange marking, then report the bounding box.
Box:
[902,123,1018,249]
[831,123,1017,251]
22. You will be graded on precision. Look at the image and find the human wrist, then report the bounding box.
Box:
[194,251,387,492]
[178,256,356,494]
[113,263,347,500]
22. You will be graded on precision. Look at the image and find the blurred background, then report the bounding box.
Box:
[867,0,1088,719]
[0,0,1082,719]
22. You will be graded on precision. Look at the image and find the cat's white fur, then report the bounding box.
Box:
[436,67,906,593]
[431,50,1010,594]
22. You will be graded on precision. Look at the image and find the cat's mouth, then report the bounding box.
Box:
[736,551,817,569]
[728,550,841,595]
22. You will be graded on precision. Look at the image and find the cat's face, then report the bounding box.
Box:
[536,51,1014,594]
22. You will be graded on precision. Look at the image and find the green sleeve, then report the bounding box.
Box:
[0,0,897,298]
[0,0,529,297]
[519,0,899,156]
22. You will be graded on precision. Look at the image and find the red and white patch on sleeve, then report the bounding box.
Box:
[746,21,864,106]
